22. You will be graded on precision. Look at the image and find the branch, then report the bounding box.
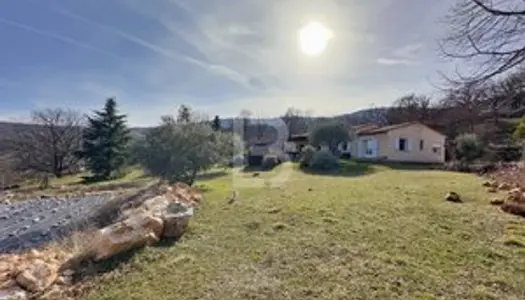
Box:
[472,0,525,16]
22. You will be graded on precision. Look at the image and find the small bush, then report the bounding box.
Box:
[299,145,316,168]
[261,154,280,170]
[455,133,485,165]
[309,149,340,171]
[230,155,245,167]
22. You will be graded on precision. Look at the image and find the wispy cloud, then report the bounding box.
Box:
[54,7,256,90]
[393,43,423,59]
[0,17,120,59]
[376,43,423,66]
[376,58,414,66]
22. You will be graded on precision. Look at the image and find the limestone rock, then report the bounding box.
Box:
[507,188,525,203]
[487,187,498,193]
[92,213,164,261]
[40,285,63,300]
[161,203,194,239]
[482,181,492,187]
[15,259,58,292]
[498,182,511,191]
[55,275,71,286]
[170,182,202,206]
[0,286,27,300]
[445,192,462,203]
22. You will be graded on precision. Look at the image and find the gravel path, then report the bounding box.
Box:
[0,194,113,253]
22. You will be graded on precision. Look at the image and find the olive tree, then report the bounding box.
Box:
[139,116,231,185]
[309,122,351,153]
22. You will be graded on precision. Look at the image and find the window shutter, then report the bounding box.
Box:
[394,138,399,150]
[407,138,412,151]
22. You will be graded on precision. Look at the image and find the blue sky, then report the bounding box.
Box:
[0,0,456,126]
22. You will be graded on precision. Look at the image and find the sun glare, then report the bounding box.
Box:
[298,21,333,56]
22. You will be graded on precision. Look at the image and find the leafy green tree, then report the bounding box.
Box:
[455,133,485,165]
[212,115,221,131]
[78,98,130,180]
[309,122,351,153]
[139,117,229,185]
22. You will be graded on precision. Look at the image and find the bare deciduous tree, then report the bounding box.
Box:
[386,94,435,125]
[282,107,309,137]
[6,109,84,178]
[441,0,525,83]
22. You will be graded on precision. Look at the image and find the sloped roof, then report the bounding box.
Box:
[357,122,445,137]
[354,124,380,134]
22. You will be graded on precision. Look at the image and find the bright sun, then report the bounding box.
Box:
[298,21,333,56]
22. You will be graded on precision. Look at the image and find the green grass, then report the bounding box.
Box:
[81,163,525,300]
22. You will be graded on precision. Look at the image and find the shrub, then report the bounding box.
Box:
[261,154,280,170]
[309,149,340,171]
[230,155,245,167]
[139,118,226,185]
[455,133,485,165]
[299,145,316,168]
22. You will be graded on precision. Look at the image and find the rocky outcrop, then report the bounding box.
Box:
[15,259,58,292]
[92,213,164,261]
[0,182,201,299]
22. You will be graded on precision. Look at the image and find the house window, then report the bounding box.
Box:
[398,138,408,151]
[419,139,424,151]
[363,140,374,155]
[432,145,441,154]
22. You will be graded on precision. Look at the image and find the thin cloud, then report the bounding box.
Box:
[393,43,424,59]
[0,17,120,59]
[55,7,254,89]
[376,43,423,66]
[376,58,414,66]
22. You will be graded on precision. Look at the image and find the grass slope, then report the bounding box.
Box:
[82,163,525,300]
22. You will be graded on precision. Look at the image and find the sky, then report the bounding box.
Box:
[0,0,457,126]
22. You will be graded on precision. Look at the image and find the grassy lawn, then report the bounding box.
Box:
[81,162,525,300]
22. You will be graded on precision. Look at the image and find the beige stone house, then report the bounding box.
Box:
[346,122,446,163]
[286,122,446,164]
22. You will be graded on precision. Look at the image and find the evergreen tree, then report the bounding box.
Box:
[79,98,130,180]
[212,115,221,131]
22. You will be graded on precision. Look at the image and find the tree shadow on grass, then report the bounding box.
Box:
[300,160,376,177]
[71,247,142,284]
[196,170,229,181]
[71,237,182,284]
[241,165,267,173]
[299,160,441,178]
[374,161,443,171]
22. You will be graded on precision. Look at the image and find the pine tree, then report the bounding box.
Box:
[212,115,221,131]
[79,98,131,180]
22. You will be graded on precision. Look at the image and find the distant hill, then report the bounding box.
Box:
[0,107,391,149]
